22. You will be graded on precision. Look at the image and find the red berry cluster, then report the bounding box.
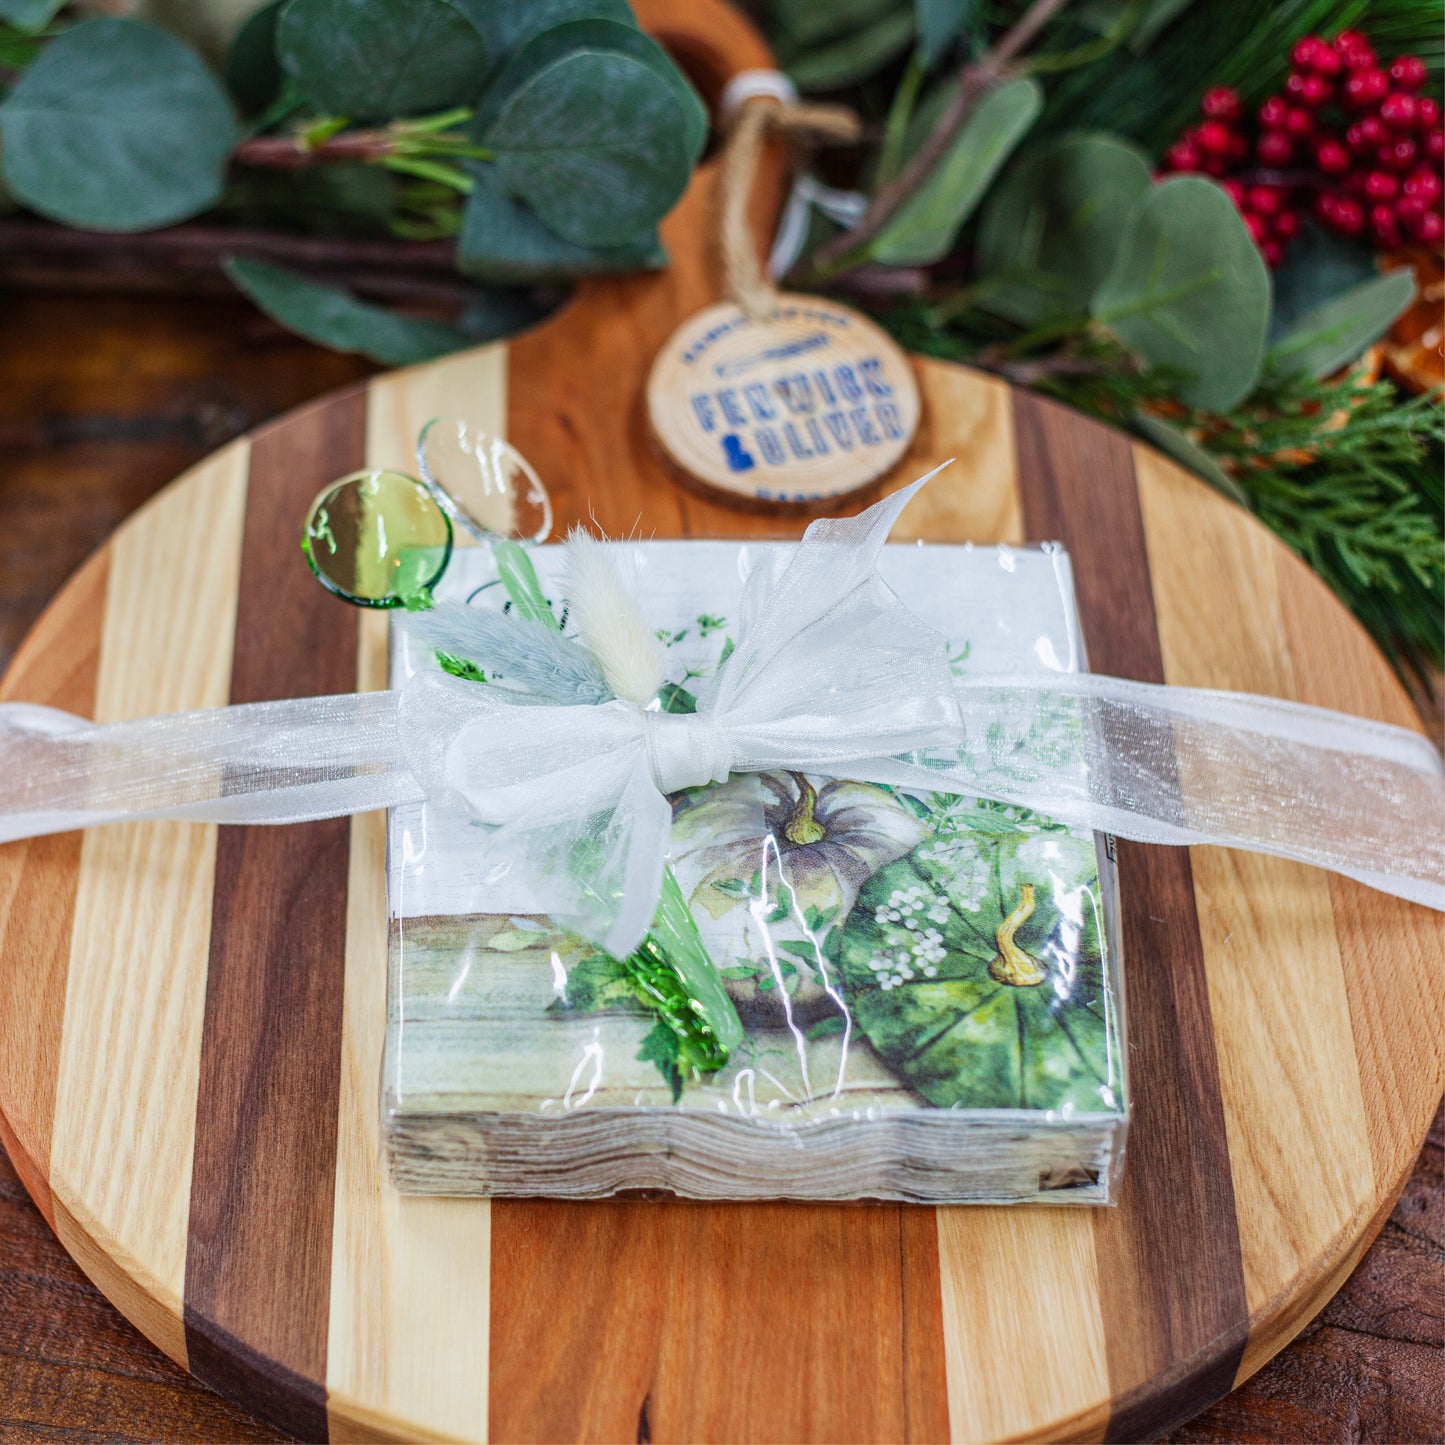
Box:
[1161,30,1443,266]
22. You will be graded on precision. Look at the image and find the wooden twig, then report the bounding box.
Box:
[233,130,399,169]
[0,216,474,306]
[807,0,1073,273]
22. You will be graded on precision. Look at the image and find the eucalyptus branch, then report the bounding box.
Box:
[806,0,1073,274]
[234,129,399,168]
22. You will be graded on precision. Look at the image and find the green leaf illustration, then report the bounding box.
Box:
[838,829,1114,1112]
[1092,175,1271,412]
[0,18,238,232]
[276,0,489,119]
[1266,271,1416,382]
[975,130,1152,325]
[477,19,706,247]
[869,77,1042,267]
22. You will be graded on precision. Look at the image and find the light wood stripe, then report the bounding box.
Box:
[323,359,506,1442]
[48,445,248,1366]
[1269,555,1445,1195]
[892,362,1023,545]
[938,1208,1109,1444]
[1011,392,1248,1440]
[185,397,366,1440]
[0,548,110,1225]
[1134,447,1375,1381]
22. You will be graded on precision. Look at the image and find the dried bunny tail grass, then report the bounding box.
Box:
[399,602,610,704]
[564,525,665,706]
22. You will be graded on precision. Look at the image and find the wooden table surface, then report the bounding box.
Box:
[0,289,1439,1444]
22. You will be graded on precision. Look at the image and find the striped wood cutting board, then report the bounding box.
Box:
[0,1,1441,1439]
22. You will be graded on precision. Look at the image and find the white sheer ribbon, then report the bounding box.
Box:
[0,476,1439,957]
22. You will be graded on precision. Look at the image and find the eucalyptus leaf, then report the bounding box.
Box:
[276,0,489,119]
[869,77,1041,267]
[1267,270,1416,381]
[1132,412,1249,506]
[914,0,973,67]
[448,0,635,77]
[0,0,63,32]
[226,0,285,114]
[975,130,1151,325]
[786,6,914,90]
[772,0,902,49]
[1093,175,1270,413]
[458,162,664,282]
[223,255,469,364]
[0,18,238,232]
[477,18,704,247]
[1268,221,1379,340]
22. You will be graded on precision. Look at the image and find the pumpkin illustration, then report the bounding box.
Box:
[836,825,1118,1113]
[669,771,929,1024]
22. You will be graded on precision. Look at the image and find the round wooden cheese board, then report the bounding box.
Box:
[0,2,1441,1440]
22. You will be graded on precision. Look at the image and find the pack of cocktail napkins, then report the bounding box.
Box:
[382,540,1127,1203]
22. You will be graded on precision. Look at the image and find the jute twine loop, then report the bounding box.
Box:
[719,94,860,320]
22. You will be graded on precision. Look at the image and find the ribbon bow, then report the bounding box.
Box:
[0,474,1440,960]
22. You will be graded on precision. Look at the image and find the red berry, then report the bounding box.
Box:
[1229,131,1250,161]
[1394,194,1428,226]
[1417,98,1441,129]
[1221,178,1246,207]
[1310,42,1343,77]
[1427,128,1445,162]
[1297,73,1334,107]
[1344,68,1390,109]
[1379,137,1419,170]
[1260,238,1285,267]
[1200,86,1241,122]
[1412,209,1444,244]
[1364,169,1400,200]
[1291,37,1322,70]
[1247,184,1283,214]
[1370,203,1401,245]
[1244,211,1270,244]
[1273,210,1302,240]
[1404,167,1443,205]
[1380,92,1421,130]
[1201,154,1229,176]
[1283,105,1315,137]
[1257,131,1294,166]
[1316,137,1351,172]
[1258,95,1289,130]
[1197,120,1233,154]
[1165,139,1200,171]
[1334,30,1376,70]
[1325,194,1365,235]
[1389,55,1427,90]
[1346,115,1388,151]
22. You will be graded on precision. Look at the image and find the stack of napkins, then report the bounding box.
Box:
[382,540,1128,1203]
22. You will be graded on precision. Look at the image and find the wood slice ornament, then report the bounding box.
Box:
[0,3,1441,1443]
[647,293,921,502]
[647,81,920,504]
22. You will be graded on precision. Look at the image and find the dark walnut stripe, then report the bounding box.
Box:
[0,549,109,1228]
[185,391,367,1441]
[1012,391,1249,1440]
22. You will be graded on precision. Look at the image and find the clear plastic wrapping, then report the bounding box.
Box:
[382,539,1128,1202]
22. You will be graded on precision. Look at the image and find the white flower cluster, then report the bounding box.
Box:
[913,839,991,911]
[867,885,951,989]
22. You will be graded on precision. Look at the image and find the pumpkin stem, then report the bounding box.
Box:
[988,883,1047,987]
[783,771,827,846]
